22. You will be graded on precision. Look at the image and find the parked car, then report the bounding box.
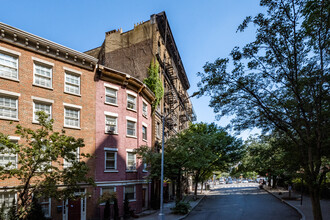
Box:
[226,180,233,184]
[242,179,248,183]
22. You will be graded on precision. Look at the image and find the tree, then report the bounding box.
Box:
[0,112,94,219]
[136,123,243,200]
[143,59,164,111]
[26,196,46,220]
[197,1,329,219]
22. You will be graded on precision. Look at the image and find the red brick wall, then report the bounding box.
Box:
[0,41,96,219]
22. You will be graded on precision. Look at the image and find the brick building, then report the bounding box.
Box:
[0,22,98,220]
[86,11,196,205]
[92,65,155,219]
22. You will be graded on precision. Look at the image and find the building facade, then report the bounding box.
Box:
[92,65,155,219]
[85,11,196,204]
[0,22,98,220]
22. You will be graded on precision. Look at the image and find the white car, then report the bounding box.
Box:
[242,180,248,183]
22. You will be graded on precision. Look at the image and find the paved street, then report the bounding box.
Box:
[185,183,300,220]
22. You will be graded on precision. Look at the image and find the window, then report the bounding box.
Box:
[0,95,18,120]
[0,139,18,169]
[126,151,136,171]
[64,108,80,128]
[39,197,51,218]
[0,192,15,217]
[101,187,115,196]
[63,148,79,168]
[105,88,117,105]
[142,126,147,140]
[127,94,136,110]
[124,185,135,201]
[33,102,52,122]
[105,116,117,134]
[127,120,136,137]
[142,102,148,117]
[0,52,18,80]
[156,122,161,138]
[105,150,117,170]
[34,63,52,88]
[65,72,80,95]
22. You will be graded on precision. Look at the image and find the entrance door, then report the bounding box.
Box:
[142,188,146,208]
[68,198,81,220]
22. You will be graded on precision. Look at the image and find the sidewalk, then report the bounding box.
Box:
[137,188,211,220]
[263,185,330,220]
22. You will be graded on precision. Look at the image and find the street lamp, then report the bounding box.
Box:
[159,91,199,220]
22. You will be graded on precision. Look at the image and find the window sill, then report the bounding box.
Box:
[142,139,148,143]
[142,170,148,173]
[0,117,19,122]
[105,131,118,135]
[126,170,137,173]
[0,76,19,82]
[104,170,119,173]
[105,102,118,107]
[142,114,148,119]
[33,84,53,90]
[127,108,137,113]
[63,125,81,130]
[64,91,81,97]
[126,135,137,139]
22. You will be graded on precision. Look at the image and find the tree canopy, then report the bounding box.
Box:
[136,123,243,200]
[197,1,329,219]
[0,112,94,219]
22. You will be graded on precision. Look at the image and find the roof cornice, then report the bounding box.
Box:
[0,22,98,71]
[98,65,156,104]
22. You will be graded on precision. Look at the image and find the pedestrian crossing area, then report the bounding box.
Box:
[217,183,258,188]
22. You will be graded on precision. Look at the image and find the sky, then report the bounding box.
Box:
[1,0,264,140]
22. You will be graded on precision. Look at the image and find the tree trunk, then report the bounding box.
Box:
[309,186,323,220]
[200,180,204,194]
[194,175,199,200]
[176,170,182,202]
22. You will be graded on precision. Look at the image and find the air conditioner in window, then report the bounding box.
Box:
[107,127,116,134]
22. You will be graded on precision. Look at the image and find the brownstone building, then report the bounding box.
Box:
[0,22,98,220]
[86,11,196,204]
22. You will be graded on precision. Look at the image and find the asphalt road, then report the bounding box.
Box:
[185,183,300,220]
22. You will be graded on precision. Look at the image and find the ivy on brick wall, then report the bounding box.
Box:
[144,59,164,112]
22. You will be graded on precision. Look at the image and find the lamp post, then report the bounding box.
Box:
[159,92,198,220]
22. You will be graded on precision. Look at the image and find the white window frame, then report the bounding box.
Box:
[104,148,118,172]
[63,148,79,168]
[63,103,81,129]
[0,46,20,81]
[39,197,51,218]
[104,111,118,134]
[126,149,136,171]
[100,186,116,196]
[0,136,19,169]
[64,68,81,96]
[126,91,137,111]
[142,125,147,141]
[32,97,53,123]
[104,83,119,106]
[0,192,16,217]
[0,89,20,121]
[142,100,148,117]
[156,122,161,139]
[124,185,136,202]
[32,57,54,89]
[126,119,136,138]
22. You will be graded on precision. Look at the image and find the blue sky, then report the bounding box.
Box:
[1,0,263,139]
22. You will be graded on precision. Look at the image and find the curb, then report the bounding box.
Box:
[178,189,211,220]
[263,188,305,220]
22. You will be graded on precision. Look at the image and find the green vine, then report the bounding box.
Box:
[144,59,164,112]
